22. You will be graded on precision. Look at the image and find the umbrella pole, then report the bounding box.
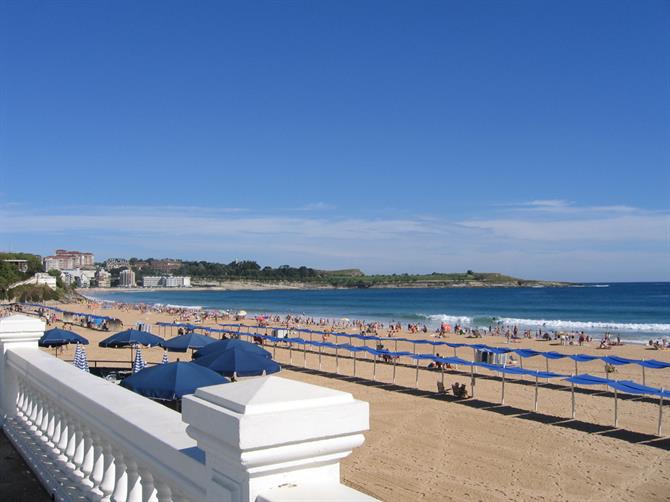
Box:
[373,355,377,381]
[534,373,539,412]
[318,346,322,371]
[353,351,357,377]
[415,359,419,389]
[571,377,576,419]
[658,391,664,436]
[453,347,457,357]
[545,358,549,379]
[289,344,293,365]
[642,362,646,386]
[501,371,506,405]
[273,342,276,359]
[614,388,619,428]
[395,340,398,352]
[303,342,307,368]
[335,347,339,375]
[470,365,475,398]
[574,360,578,375]
[392,357,397,384]
[441,364,444,388]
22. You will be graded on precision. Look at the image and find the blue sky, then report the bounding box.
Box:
[1,1,668,281]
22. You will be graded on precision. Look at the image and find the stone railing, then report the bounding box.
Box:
[0,315,375,502]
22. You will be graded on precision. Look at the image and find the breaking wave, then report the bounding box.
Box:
[423,314,670,333]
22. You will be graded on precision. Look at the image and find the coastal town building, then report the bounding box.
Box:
[61,268,96,288]
[142,276,162,288]
[119,268,136,287]
[43,250,94,271]
[1,259,29,273]
[104,258,130,270]
[95,269,112,288]
[143,275,192,288]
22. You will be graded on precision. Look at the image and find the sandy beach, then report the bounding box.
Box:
[24,302,670,501]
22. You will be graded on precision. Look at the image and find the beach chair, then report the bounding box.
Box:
[436,381,448,394]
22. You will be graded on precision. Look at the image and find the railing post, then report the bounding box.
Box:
[182,375,372,502]
[0,315,44,424]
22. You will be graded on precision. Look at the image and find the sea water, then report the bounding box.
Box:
[89,282,670,342]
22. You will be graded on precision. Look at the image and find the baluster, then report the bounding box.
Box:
[51,408,63,453]
[33,392,45,435]
[99,443,116,502]
[155,478,173,502]
[27,389,39,431]
[87,433,105,500]
[112,449,128,502]
[71,420,87,479]
[38,397,51,441]
[125,459,142,502]
[21,384,34,427]
[80,427,95,488]
[16,378,26,419]
[46,401,56,445]
[64,416,79,474]
[138,467,157,502]
[56,414,71,464]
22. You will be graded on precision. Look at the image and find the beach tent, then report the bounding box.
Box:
[121,361,229,400]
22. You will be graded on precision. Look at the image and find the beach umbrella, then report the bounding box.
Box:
[99,329,164,348]
[193,348,280,377]
[132,347,147,374]
[40,328,89,357]
[193,339,271,360]
[161,350,169,365]
[73,343,90,372]
[121,362,229,400]
[99,328,164,366]
[162,332,218,353]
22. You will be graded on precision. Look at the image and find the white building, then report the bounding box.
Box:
[61,268,96,288]
[142,276,162,288]
[95,269,112,288]
[119,268,136,287]
[142,275,191,288]
[33,273,57,290]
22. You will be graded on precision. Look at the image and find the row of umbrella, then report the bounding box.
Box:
[38,327,281,401]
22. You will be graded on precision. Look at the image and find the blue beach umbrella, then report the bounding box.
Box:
[99,329,164,348]
[40,328,89,357]
[121,361,229,400]
[163,332,218,353]
[100,328,164,367]
[193,338,272,360]
[193,348,281,377]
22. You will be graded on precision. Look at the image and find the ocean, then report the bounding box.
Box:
[88,282,670,342]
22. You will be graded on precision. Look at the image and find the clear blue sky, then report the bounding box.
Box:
[1,1,668,281]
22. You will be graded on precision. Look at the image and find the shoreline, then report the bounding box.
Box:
[77,290,669,345]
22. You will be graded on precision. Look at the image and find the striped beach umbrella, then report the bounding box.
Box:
[161,350,169,365]
[132,346,147,373]
[73,343,90,372]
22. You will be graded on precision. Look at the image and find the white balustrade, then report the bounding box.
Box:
[0,315,375,502]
